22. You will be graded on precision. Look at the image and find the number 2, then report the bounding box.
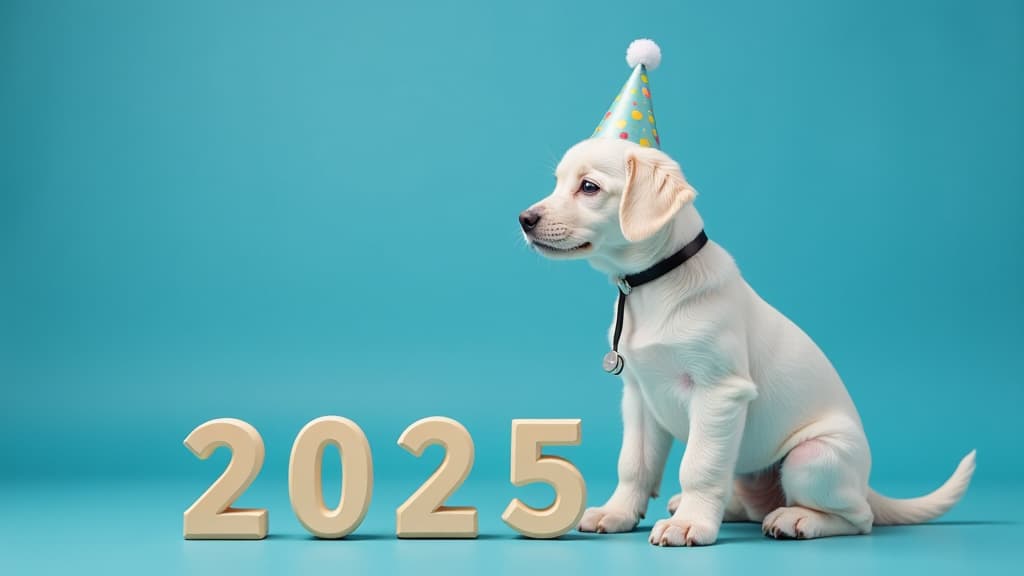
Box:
[182,418,268,540]
[395,417,478,538]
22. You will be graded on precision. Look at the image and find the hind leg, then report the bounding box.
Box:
[763,432,874,540]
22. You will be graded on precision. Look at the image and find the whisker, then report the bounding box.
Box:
[508,229,534,250]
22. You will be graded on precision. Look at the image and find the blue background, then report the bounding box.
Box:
[2,0,1021,574]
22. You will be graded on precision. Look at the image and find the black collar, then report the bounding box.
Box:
[603,229,709,375]
[615,229,709,294]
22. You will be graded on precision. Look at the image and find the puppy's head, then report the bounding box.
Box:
[520,138,696,263]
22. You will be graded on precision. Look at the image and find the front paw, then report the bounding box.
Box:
[577,506,639,534]
[648,514,719,547]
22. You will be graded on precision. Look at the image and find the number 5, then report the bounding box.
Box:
[501,419,586,538]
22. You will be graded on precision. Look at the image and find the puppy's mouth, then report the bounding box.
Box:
[530,240,593,255]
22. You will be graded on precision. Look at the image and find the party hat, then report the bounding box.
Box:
[592,39,662,149]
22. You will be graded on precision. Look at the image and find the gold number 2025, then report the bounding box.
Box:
[183,417,586,540]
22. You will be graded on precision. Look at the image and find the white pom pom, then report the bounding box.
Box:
[626,38,661,71]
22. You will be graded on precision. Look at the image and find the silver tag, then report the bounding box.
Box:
[603,351,624,375]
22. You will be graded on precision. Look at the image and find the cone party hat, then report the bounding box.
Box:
[592,39,662,149]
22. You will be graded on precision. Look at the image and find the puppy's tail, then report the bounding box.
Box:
[868,450,976,525]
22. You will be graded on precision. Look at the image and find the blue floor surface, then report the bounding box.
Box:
[1,478,1019,575]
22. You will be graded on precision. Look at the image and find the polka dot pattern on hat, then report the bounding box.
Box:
[592,62,660,149]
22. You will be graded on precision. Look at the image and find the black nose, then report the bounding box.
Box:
[519,210,541,232]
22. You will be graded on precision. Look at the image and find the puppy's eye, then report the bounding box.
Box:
[579,179,601,195]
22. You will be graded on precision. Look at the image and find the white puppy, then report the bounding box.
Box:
[520,137,976,546]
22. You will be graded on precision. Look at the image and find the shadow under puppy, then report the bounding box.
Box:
[518,40,975,547]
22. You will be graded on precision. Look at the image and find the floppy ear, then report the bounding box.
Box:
[619,147,697,242]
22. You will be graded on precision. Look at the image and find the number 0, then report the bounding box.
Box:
[288,416,373,538]
[501,419,586,538]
